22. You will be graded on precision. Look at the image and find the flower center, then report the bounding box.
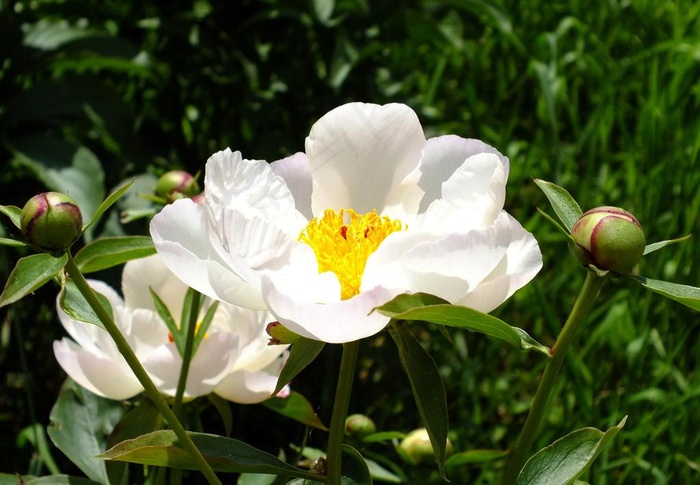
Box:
[300,209,405,300]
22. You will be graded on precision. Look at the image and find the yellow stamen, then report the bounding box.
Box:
[300,209,405,300]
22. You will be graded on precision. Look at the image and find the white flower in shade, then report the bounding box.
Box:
[150,102,542,344]
[53,255,288,402]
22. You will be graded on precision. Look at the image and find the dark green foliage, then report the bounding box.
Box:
[1,0,699,483]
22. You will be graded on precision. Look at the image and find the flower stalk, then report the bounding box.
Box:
[173,290,202,419]
[63,253,222,485]
[325,340,360,484]
[503,270,606,484]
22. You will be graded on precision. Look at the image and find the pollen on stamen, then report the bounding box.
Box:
[299,209,405,300]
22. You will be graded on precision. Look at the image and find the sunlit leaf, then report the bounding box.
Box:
[0,475,101,485]
[517,417,627,485]
[83,179,134,233]
[59,279,113,329]
[626,275,700,311]
[362,431,406,444]
[98,430,316,479]
[446,448,509,467]
[364,456,402,483]
[0,252,67,308]
[376,294,550,356]
[74,236,155,273]
[150,288,182,354]
[0,204,21,228]
[0,236,27,247]
[274,337,325,395]
[388,321,448,479]
[643,234,692,255]
[263,391,328,430]
[534,179,583,232]
[47,379,126,485]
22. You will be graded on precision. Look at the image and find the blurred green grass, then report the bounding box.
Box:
[0,0,698,483]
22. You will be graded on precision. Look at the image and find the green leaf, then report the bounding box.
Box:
[194,300,218,355]
[364,456,402,483]
[0,252,67,307]
[388,321,448,478]
[446,448,509,468]
[643,234,692,255]
[47,378,126,485]
[107,397,163,449]
[362,431,406,443]
[0,475,102,485]
[0,236,27,247]
[0,204,21,228]
[207,394,234,437]
[534,179,583,232]
[375,294,550,356]
[626,275,700,311]
[97,430,316,479]
[274,337,325,395]
[262,391,328,430]
[150,288,182,354]
[517,417,627,485]
[83,179,135,233]
[74,236,155,273]
[340,445,372,485]
[59,279,113,329]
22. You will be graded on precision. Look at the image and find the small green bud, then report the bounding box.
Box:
[345,414,377,440]
[399,428,453,465]
[20,192,83,250]
[266,321,300,345]
[570,206,646,274]
[155,170,200,202]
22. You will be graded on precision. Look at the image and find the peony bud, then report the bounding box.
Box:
[155,170,200,202]
[399,428,453,465]
[345,414,377,440]
[570,206,646,274]
[20,192,83,250]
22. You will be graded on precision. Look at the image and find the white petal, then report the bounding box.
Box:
[263,263,398,343]
[141,332,239,398]
[125,309,170,356]
[123,254,188,316]
[151,200,266,309]
[53,339,143,400]
[306,102,425,217]
[418,152,508,232]
[270,152,313,220]
[205,149,301,231]
[214,368,280,404]
[418,135,509,213]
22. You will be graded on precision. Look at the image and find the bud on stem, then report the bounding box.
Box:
[20,192,83,250]
[570,206,646,274]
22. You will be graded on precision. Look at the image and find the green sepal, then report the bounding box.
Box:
[643,234,692,256]
[82,178,134,233]
[534,178,583,232]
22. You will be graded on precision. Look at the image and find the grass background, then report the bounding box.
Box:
[0,0,699,483]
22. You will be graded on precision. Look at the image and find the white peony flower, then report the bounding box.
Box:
[53,254,288,402]
[150,102,542,344]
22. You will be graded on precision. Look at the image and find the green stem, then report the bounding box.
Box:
[503,271,606,484]
[325,341,360,484]
[63,253,221,485]
[173,291,201,419]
